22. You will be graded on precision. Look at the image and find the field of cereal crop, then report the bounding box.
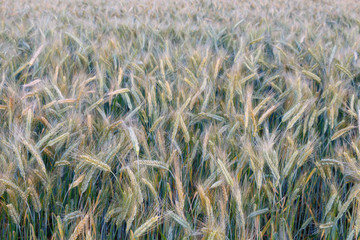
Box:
[1,0,360,239]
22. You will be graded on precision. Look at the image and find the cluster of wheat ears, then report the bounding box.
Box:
[1,0,360,239]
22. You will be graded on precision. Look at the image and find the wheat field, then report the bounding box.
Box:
[1,0,360,239]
